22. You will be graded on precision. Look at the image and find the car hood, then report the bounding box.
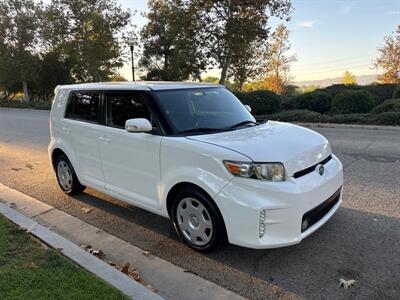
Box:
[187,121,331,177]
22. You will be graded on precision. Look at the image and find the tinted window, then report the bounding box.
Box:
[65,91,100,122]
[155,88,255,133]
[106,93,152,128]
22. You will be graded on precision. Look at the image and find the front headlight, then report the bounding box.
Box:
[224,161,286,181]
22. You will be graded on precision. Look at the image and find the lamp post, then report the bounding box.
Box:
[128,38,135,81]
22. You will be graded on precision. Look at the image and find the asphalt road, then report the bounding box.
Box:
[0,109,399,300]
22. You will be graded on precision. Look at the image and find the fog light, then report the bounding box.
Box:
[302,219,309,231]
[259,210,266,238]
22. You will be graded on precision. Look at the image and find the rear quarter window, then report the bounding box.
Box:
[65,91,101,123]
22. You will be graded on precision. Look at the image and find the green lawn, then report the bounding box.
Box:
[0,215,127,299]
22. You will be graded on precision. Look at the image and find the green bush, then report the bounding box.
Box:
[371,98,400,114]
[294,91,332,113]
[259,111,400,126]
[321,84,397,104]
[234,90,281,115]
[331,90,375,114]
[392,87,400,99]
[374,112,400,126]
[265,109,322,122]
[0,100,51,110]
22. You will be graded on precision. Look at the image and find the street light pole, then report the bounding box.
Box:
[128,38,135,82]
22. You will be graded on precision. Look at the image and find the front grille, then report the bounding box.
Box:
[293,155,332,179]
[301,187,341,233]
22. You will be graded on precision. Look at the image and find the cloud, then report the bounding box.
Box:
[297,20,318,28]
[343,6,351,14]
[388,11,400,15]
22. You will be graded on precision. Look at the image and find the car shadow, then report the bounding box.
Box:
[71,190,400,300]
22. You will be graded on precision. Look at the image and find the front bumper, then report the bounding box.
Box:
[214,154,343,249]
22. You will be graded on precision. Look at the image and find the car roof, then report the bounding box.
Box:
[58,81,223,92]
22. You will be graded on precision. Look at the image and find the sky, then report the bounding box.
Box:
[118,0,400,82]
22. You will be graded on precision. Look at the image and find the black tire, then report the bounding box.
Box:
[171,188,227,252]
[54,154,86,195]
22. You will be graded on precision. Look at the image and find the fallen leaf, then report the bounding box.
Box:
[338,278,356,289]
[81,207,92,214]
[91,249,104,258]
[146,284,156,292]
[120,263,130,275]
[80,244,92,250]
[11,168,23,171]
[183,270,199,276]
[142,250,151,256]
[25,163,33,169]
[6,202,16,208]
[129,269,141,282]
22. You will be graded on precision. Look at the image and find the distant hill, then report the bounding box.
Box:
[293,75,378,88]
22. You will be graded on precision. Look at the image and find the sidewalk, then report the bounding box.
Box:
[0,183,245,300]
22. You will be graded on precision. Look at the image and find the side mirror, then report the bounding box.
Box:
[125,118,152,133]
[244,104,252,113]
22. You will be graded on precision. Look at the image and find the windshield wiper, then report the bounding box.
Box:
[229,120,259,130]
[178,127,223,134]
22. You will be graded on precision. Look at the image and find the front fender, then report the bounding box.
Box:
[159,137,247,214]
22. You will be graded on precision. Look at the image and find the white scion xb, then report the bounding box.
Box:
[49,82,343,252]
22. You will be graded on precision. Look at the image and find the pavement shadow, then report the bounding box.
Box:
[71,190,400,300]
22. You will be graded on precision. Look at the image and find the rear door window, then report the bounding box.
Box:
[105,92,153,129]
[65,91,100,123]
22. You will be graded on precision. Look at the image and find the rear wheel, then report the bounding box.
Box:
[55,155,85,195]
[171,188,226,252]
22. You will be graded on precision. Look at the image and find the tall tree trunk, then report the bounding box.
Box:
[219,57,231,84]
[22,81,29,102]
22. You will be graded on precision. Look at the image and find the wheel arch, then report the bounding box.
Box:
[51,148,67,169]
[166,181,228,239]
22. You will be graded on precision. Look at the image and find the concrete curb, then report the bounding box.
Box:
[0,201,163,300]
[0,183,245,300]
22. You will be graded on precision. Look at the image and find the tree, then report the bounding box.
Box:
[42,0,132,82]
[195,0,292,84]
[110,73,128,82]
[342,70,357,85]
[374,25,400,84]
[262,24,297,94]
[139,0,205,81]
[229,41,266,91]
[32,51,74,101]
[0,0,41,102]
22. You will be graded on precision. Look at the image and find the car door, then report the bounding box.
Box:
[99,90,162,209]
[62,90,105,191]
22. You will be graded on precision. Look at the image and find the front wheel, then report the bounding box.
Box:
[55,155,86,195]
[171,189,226,252]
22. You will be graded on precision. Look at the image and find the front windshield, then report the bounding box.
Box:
[154,87,256,134]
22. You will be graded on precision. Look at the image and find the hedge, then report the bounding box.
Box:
[293,91,332,113]
[320,84,398,104]
[258,110,400,126]
[331,90,375,114]
[371,98,400,114]
[234,90,281,115]
[0,99,51,110]
[393,87,400,99]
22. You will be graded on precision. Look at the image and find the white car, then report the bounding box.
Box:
[49,82,343,252]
